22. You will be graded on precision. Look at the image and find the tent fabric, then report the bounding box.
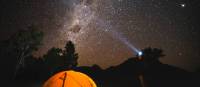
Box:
[43,70,97,87]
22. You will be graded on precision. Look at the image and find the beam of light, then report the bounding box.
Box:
[110,28,141,54]
[94,18,141,55]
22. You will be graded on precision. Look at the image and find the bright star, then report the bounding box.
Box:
[180,3,186,8]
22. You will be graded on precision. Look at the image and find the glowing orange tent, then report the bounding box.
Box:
[43,70,97,87]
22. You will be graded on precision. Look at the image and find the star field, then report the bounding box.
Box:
[0,0,200,71]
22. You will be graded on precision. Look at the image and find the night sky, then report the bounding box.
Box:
[1,0,200,71]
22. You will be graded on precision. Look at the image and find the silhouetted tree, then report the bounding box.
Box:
[141,47,165,66]
[16,55,45,80]
[42,41,78,75]
[62,41,78,69]
[43,47,63,74]
[0,25,43,79]
[14,26,43,78]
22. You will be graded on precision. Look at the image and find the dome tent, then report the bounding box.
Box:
[43,70,97,87]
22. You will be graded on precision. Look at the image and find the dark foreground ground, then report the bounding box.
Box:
[1,57,199,87]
